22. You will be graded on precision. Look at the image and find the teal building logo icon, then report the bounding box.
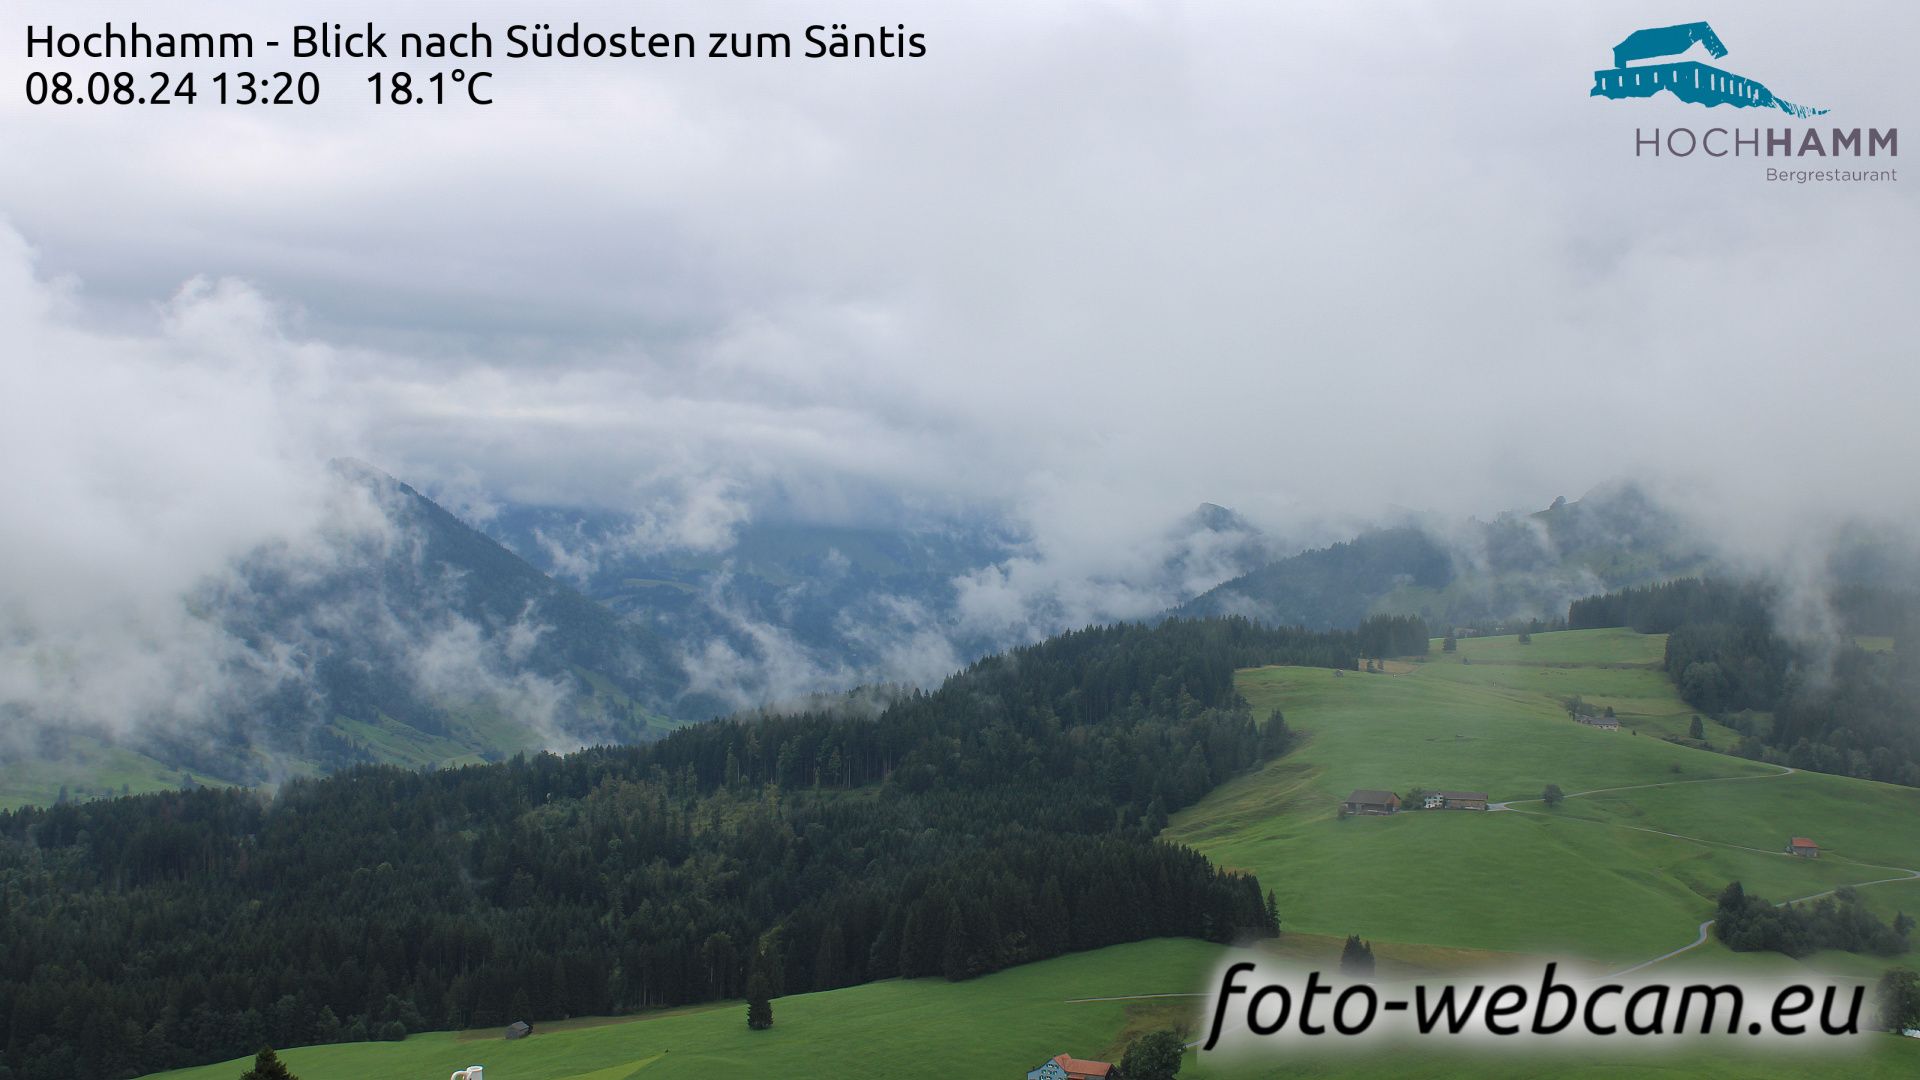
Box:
[1590,22,1826,117]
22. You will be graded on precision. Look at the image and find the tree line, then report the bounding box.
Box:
[0,617,1344,1080]
[1715,882,1913,958]
[1569,578,1920,787]
[1354,614,1430,660]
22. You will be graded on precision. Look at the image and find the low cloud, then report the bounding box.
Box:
[4,2,1919,752]
[533,475,755,585]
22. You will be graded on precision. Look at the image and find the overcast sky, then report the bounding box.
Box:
[3,1,1918,703]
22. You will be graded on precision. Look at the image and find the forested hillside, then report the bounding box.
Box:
[1178,526,1453,627]
[1569,579,1920,786]
[481,499,1281,714]
[0,617,1347,1080]
[209,464,698,770]
[2,464,703,806]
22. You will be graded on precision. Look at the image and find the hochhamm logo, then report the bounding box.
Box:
[1589,20,1898,177]
[1589,21,1825,118]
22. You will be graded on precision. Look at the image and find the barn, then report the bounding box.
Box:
[1343,789,1401,815]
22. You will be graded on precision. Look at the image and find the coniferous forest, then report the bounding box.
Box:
[1715,881,1913,958]
[1569,579,1920,787]
[0,617,1348,1080]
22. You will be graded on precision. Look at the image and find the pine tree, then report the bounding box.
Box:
[1034,877,1070,959]
[1716,881,1748,920]
[1261,709,1291,756]
[898,896,947,978]
[813,923,847,991]
[941,899,971,981]
[238,1047,299,1080]
[1263,890,1282,935]
[745,972,774,1031]
[1339,934,1375,976]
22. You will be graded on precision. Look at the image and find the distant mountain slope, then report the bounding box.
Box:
[1,464,702,805]
[489,507,1012,644]
[481,501,1283,706]
[481,508,1019,701]
[1178,485,1715,630]
[1176,526,1453,629]
[204,463,712,774]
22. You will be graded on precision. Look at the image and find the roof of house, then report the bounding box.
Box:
[1434,791,1488,801]
[1790,837,1819,848]
[1345,789,1400,804]
[1051,1055,1113,1079]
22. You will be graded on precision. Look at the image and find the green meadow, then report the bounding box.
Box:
[1555,770,1920,872]
[143,628,1920,1080]
[1,678,673,811]
[142,939,1219,1080]
[0,734,233,809]
[1166,629,1920,965]
[143,930,1920,1080]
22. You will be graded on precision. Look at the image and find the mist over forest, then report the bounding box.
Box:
[8,3,1919,785]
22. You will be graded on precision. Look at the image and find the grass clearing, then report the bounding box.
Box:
[1169,629,1920,966]
[0,735,232,809]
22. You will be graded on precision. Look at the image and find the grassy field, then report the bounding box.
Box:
[0,677,674,811]
[0,734,236,809]
[142,939,1220,1080]
[141,627,1920,1080]
[140,934,1920,1080]
[1166,629,1920,965]
[1554,770,1920,872]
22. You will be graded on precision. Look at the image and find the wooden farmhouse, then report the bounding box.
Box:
[1423,790,1489,811]
[1343,789,1402,815]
